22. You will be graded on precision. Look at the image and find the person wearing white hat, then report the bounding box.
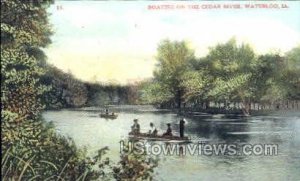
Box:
[148,122,158,136]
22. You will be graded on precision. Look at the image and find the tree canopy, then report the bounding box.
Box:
[140,39,300,115]
[144,40,195,108]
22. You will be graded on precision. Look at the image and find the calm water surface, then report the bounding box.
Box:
[42,106,300,181]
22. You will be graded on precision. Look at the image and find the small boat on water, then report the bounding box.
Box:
[99,113,118,119]
[128,133,191,143]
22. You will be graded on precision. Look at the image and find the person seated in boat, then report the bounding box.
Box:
[111,112,115,116]
[148,122,157,136]
[162,123,172,137]
[130,119,140,135]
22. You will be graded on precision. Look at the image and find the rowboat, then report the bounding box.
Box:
[128,133,191,143]
[99,113,118,119]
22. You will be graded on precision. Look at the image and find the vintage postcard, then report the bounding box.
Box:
[1,0,300,180]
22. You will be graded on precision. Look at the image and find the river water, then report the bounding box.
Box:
[42,105,300,181]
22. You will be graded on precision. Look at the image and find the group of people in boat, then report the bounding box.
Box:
[130,118,186,138]
[105,108,115,116]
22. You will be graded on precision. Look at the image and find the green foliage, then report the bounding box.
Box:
[286,45,300,70]
[141,38,299,115]
[41,66,141,108]
[147,40,195,107]
[180,71,208,101]
[1,3,55,177]
[202,40,257,114]
[41,65,88,109]
[285,46,300,99]
[1,1,158,180]
[155,40,194,81]
[256,51,300,102]
[2,110,158,180]
[2,111,103,180]
[113,142,158,181]
[139,81,173,105]
[208,73,253,101]
[85,83,130,106]
[1,0,52,121]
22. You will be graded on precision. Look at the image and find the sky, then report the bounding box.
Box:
[45,1,300,84]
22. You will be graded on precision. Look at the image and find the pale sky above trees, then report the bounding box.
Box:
[45,1,300,84]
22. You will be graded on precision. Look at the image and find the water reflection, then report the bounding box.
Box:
[186,117,251,143]
[43,107,300,181]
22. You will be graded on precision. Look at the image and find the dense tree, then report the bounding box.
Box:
[140,38,300,115]
[152,40,195,108]
[255,47,300,106]
[41,65,88,109]
[286,45,300,70]
[205,39,257,115]
[1,1,157,180]
[41,65,144,109]
[85,82,137,106]
[285,46,300,100]
[139,81,173,106]
[180,70,208,103]
[1,0,53,122]
[255,54,287,103]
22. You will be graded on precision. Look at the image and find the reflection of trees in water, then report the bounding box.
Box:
[186,118,250,143]
[186,114,298,145]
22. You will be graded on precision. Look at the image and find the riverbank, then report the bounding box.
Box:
[175,101,300,117]
[48,103,300,118]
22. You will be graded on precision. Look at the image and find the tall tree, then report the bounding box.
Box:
[1,0,53,122]
[153,39,195,108]
[285,46,300,100]
[256,49,300,105]
[206,39,257,115]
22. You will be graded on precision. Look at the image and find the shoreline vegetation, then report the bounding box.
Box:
[1,1,156,180]
[42,39,300,116]
[141,39,300,117]
[1,1,299,181]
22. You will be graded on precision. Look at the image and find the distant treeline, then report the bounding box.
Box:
[40,65,141,109]
[41,39,300,116]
